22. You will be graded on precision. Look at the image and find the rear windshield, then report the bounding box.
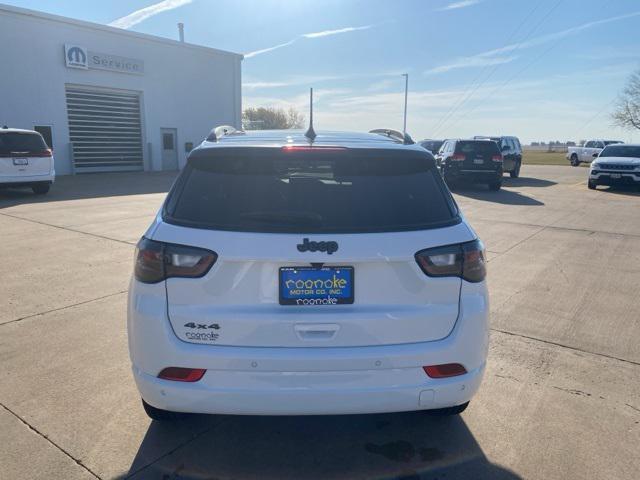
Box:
[0,132,47,154]
[455,141,500,155]
[604,141,623,146]
[165,148,459,233]
[600,145,640,158]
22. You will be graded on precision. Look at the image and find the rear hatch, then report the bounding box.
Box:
[0,131,52,177]
[455,140,501,171]
[156,146,474,348]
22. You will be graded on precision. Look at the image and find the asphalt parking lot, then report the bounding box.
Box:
[1,165,639,480]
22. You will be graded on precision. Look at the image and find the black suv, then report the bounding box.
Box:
[473,136,522,178]
[435,139,503,190]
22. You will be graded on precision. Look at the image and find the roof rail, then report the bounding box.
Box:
[369,129,414,145]
[206,125,246,142]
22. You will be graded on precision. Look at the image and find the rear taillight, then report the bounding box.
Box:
[134,237,217,283]
[415,239,486,283]
[423,363,467,378]
[491,154,503,162]
[451,154,466,161]
[158,367,206,382]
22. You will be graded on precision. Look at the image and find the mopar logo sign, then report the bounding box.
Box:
[64,44,88,69]
[63,44,144,75]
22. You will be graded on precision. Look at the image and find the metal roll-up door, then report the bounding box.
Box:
[66,86,143,172]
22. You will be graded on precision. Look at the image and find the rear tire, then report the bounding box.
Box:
[32,182,50,194]
[488,179,502,191]
[570,154,579,167]
[430,402,469,416]
[142,399,182,422]
[509,160,521,178]
[588,179,597,190]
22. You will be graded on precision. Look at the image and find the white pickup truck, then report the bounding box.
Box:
[567,140,623,166]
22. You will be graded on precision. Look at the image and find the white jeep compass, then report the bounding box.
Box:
[128,128,489,420]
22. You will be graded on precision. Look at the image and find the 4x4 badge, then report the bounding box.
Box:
[297,238,338,255]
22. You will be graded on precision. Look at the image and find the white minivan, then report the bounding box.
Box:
[0,127,55,194]
[128,129,489,420]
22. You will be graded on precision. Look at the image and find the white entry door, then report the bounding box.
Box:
[161,128,178,170]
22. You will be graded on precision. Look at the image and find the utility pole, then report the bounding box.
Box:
[402,73,409,137]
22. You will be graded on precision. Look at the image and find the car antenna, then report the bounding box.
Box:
[304,87,316,142]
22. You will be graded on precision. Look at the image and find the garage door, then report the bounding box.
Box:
[66,86,143,172]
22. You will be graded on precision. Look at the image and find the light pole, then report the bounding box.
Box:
[402,73,409,137]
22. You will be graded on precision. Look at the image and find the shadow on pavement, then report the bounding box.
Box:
[122,411,522,480]
[502,176,557,188]
[0,171,177,208]
[597,185,640,197]
[451,184,544,206]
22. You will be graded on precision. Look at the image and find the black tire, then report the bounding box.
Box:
[430,402,469,416]
[32,182,50,194]
[570,154,579,167]
[142,399,182,421]
[588,179,597,190]
[488,179,502,191]
[509,160,521,178]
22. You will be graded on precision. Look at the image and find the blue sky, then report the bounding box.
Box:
[7,0,640,143]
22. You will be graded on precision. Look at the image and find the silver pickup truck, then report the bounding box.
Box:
[567,140,623,166]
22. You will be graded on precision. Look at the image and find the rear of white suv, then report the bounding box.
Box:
[128,131,489,420]
[0,128,55,194]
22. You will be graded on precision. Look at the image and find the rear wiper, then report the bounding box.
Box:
[240,211,323,226]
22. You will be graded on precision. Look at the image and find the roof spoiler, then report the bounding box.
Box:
[206,125,246,142]
[369,129,414,145]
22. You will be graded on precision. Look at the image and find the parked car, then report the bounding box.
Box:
[0,127,55,194]
[588,144,640,190]
[418,139,444,155]
[435,139,503,190]
[567,139,623,166]
[473,136,522,178]
[128,128,489,420]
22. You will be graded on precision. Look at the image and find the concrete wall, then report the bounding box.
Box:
[0,5,242,175]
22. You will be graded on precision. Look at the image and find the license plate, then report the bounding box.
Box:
[279,266,354,306]
[473,158,484,164]
[611,173,622,179]
[13,158,28,166]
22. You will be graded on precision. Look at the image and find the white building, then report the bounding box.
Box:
[0,4,242,174]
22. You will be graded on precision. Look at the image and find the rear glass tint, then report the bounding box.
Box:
[455,141,500,155]
[0,132,47,154]
[165,149,458,233]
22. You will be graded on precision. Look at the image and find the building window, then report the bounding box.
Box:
[34,125,53,149]
[163,133,174,150]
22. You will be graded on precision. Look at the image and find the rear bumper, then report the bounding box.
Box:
[444,166,502,183]
[128,280,489,415]
[0,173,55,186]
[133,362,485,415]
